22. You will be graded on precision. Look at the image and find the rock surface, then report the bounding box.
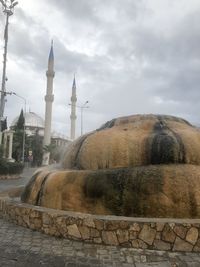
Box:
[21,114,200,218]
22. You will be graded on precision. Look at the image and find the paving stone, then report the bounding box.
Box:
[0,217,200,266]
[139,225,156,245]
[135,262,171,267]
[173,237,193,252]
[186,227,199,245]
[185,263,200,267]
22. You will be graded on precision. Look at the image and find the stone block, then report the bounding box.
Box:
[139,224,156,245]
[129,231,138,240]
[78,226,90,240]
[150,223,156,228]
[129,223,141,232]
[90,228,100,238]
[173,225,187,239]
[153,240,171,251]
[195,238,200,248]
[186,227,198,245]
[155,232,161,240]
[105,221,119,230]
[156,222,165,232]
[94,219,104,230]
[67,224,81,239]
[49,226,59,236]
[42,213,51,225]
[131,239,148,249]
[33,218,42,229]
[116,229,129,244]
[119,221,129,229]
[83,217,95,228]
[169,223,175,229]
[22,215,29,226]
[162,224,176,243]
[193,245,200,252]
[173,237,193,252]
[102,231,119,246]
[30,210,41,219]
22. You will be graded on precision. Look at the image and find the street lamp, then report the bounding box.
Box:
[80,101,89,135]
[0,0,18,137]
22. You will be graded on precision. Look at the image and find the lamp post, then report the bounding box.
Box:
[80,101,89,135]
[0,0,18,141]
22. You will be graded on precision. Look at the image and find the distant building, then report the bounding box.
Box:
[10,111,70,147]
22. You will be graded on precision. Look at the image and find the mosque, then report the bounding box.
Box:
[10,111,70,148]
[4,42,76,165]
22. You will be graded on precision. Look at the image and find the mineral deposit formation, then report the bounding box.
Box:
[21,114,200,218]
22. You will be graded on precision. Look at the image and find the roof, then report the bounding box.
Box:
[48,41,54,61]
[11,112,45,129]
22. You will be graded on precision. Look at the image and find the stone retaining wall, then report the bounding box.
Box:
[0,197,200,252]
[0,174,21,180]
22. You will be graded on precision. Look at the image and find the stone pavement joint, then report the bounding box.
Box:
[0,218,200,266]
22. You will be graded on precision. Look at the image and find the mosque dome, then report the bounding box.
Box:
[11,112,44,136]
[11,112,44,129]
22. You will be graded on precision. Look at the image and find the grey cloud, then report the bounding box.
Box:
[2,0,200,135]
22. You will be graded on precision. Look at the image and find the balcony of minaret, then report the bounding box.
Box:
[45,95,54,102]
[46,70,55,77]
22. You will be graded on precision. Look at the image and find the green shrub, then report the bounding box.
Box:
[0,161,24,175]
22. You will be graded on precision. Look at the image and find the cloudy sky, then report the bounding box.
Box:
[0,0,200,138]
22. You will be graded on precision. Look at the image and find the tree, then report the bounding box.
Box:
[43,143,60,163]
[26,130,43,166]
[12,109,25,162]
[15,109,24,130]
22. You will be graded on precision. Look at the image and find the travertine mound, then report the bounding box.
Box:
[62,114,200,169]
[21,114,200,218]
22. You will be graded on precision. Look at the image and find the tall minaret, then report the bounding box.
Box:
[42,41,55,165]
[70,76,77,140]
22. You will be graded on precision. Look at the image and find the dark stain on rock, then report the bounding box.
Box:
[84,166,163,217]
[147,115,186,164]
[21,171,42,203]
[97,119,116,131]
[73,132,93,169]
[188,188,197,217]
[35,173,51,206]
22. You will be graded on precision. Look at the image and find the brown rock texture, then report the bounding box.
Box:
[21,114,200,218]
[62,114,200,169]
[1,197,200,252]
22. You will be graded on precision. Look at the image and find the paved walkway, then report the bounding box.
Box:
[0,217,200,267]
[1,168,200,266]
[0,167,37,192]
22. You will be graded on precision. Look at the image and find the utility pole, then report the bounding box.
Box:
[0,0,18,143]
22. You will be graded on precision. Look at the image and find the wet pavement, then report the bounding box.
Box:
[0,167,37,192]
[1,216,200,266]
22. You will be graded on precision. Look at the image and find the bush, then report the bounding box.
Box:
[0,161,24,175]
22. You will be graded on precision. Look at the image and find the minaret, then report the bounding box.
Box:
[70,75,77,140]
[42,41,55,165]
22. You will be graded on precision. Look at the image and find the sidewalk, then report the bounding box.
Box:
[0,217,200,267]
[0,167,38,193]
